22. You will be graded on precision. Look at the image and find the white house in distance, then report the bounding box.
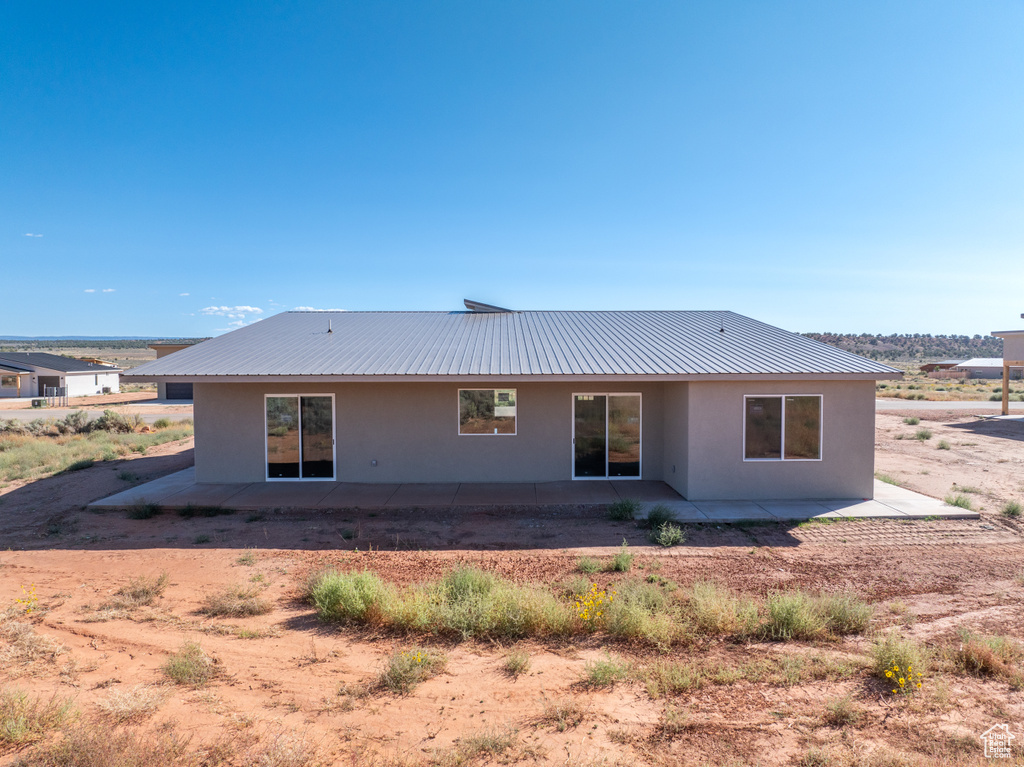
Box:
[124,301,902,501]
[952,358,1022,380]
[0,352,121,398]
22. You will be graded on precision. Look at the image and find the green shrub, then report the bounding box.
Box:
[914,428,932,441]
[162,642,215,687]
[581,655,630,687]
[944,494,973,510]
[686,580,759,637]
[152,418,172,429]
[576,556,599,574]
[817,592,872,635]
[606,540,634,572]
[65,458,94,472]
[1000,501,1022,519]
[0,688,76,747]
[646,504,676,530]
[607,498,640,521]
[952,631,1022,679]
[126,502,160,520]
[650,522,685,547]
[937,440,951,450]
[822,694,861,727]
[871,631,928,681]
[311,571,395,625]
[762,591,826,641]
[603,579,676,646]
[375,646,446,694]
[902,416,920,426]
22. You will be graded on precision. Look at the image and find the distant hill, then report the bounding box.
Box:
[0,338,208,351]
[802,332,1002,364]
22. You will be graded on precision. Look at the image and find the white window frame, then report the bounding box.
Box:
[742,394,823,462]
[571,392,643,480]
[457,388,518,436]
[264,393,336,481]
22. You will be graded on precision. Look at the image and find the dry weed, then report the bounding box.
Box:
[95,684,167,723]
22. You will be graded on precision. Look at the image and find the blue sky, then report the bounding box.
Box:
[2,1,1022,337]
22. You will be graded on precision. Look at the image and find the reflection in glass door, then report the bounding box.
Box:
[573,395,607,477]
[266,395,335,480]
[573,394,641,479]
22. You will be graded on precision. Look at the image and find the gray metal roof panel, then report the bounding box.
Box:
[125,310,900,378]
[0,353,122,373]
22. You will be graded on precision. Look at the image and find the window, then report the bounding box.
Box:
[744,395,821,461]
[459,389,516,435]
[266,395,335,479]
[0,376,16,389]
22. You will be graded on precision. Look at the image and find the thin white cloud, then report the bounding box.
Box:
[200,305,264,317]
[84,289,96,293]
[102,288,115,293]
[216,318,262,332]
[24,233,43,237]
[179,292,190,296]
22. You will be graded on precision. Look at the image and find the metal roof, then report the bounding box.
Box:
[126,310,898,379]
[0,362,31,374]
[955,358,1008,368]
[0,353,122,374]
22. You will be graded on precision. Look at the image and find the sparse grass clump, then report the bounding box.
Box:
[96,684,166,724]
[874,472,900,486]
[1001,500,1022,519]
[944,493,974,510]
[902,416,920,425]
[937,439,951,450]
[606,540,634,572]
[537,698,585,732]
[502,650,530,677]
[375,646,446,694]
[236,549,257,566]
[607,498,640,521]
[817,592,873,636]
[0,618,65,668]
[914,428,933,441]
[65,459,94,472]
[126,502,160,520]
[19,725,201,767]
[822,694,861,727]
[200,584,271,617]
[576,556,599,574]
[152,418,172,429]
[685,581,759,637]
[762,591,826,641]
[581,655,630,687]
[645,504,676,530]
[0,688,76,747]
[103,572,168,610]
[162,641,216,687]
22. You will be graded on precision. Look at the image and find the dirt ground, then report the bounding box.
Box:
[1,412,1023,766]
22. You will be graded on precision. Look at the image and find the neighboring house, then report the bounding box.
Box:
[992,323,1024,414]
[953,358,1022,380]
[919,360,963,373]
[123,302,901,501]
[148,343,196,400]
[0,352,121,398]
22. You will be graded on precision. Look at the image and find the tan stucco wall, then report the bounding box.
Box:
[193,381,664,484]
[661,383,689,498]
[1001,334,1024,362]
[684,380,876,500]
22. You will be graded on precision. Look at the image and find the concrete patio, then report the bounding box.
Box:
[88,470,978,523]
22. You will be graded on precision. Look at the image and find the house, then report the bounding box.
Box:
[953,358,1022,380]
[0,352,121,398]
[122,302,901,501]
[919,360,963,373]
[148,343,196,400]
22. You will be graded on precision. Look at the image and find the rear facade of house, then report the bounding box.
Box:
[0,353,121,398]
[125,306,900,501]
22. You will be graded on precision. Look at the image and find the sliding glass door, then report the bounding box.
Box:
[573,393,641,479]
[266,395,335,480]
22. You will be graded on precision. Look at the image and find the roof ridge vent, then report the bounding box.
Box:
[464,299,513,313]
